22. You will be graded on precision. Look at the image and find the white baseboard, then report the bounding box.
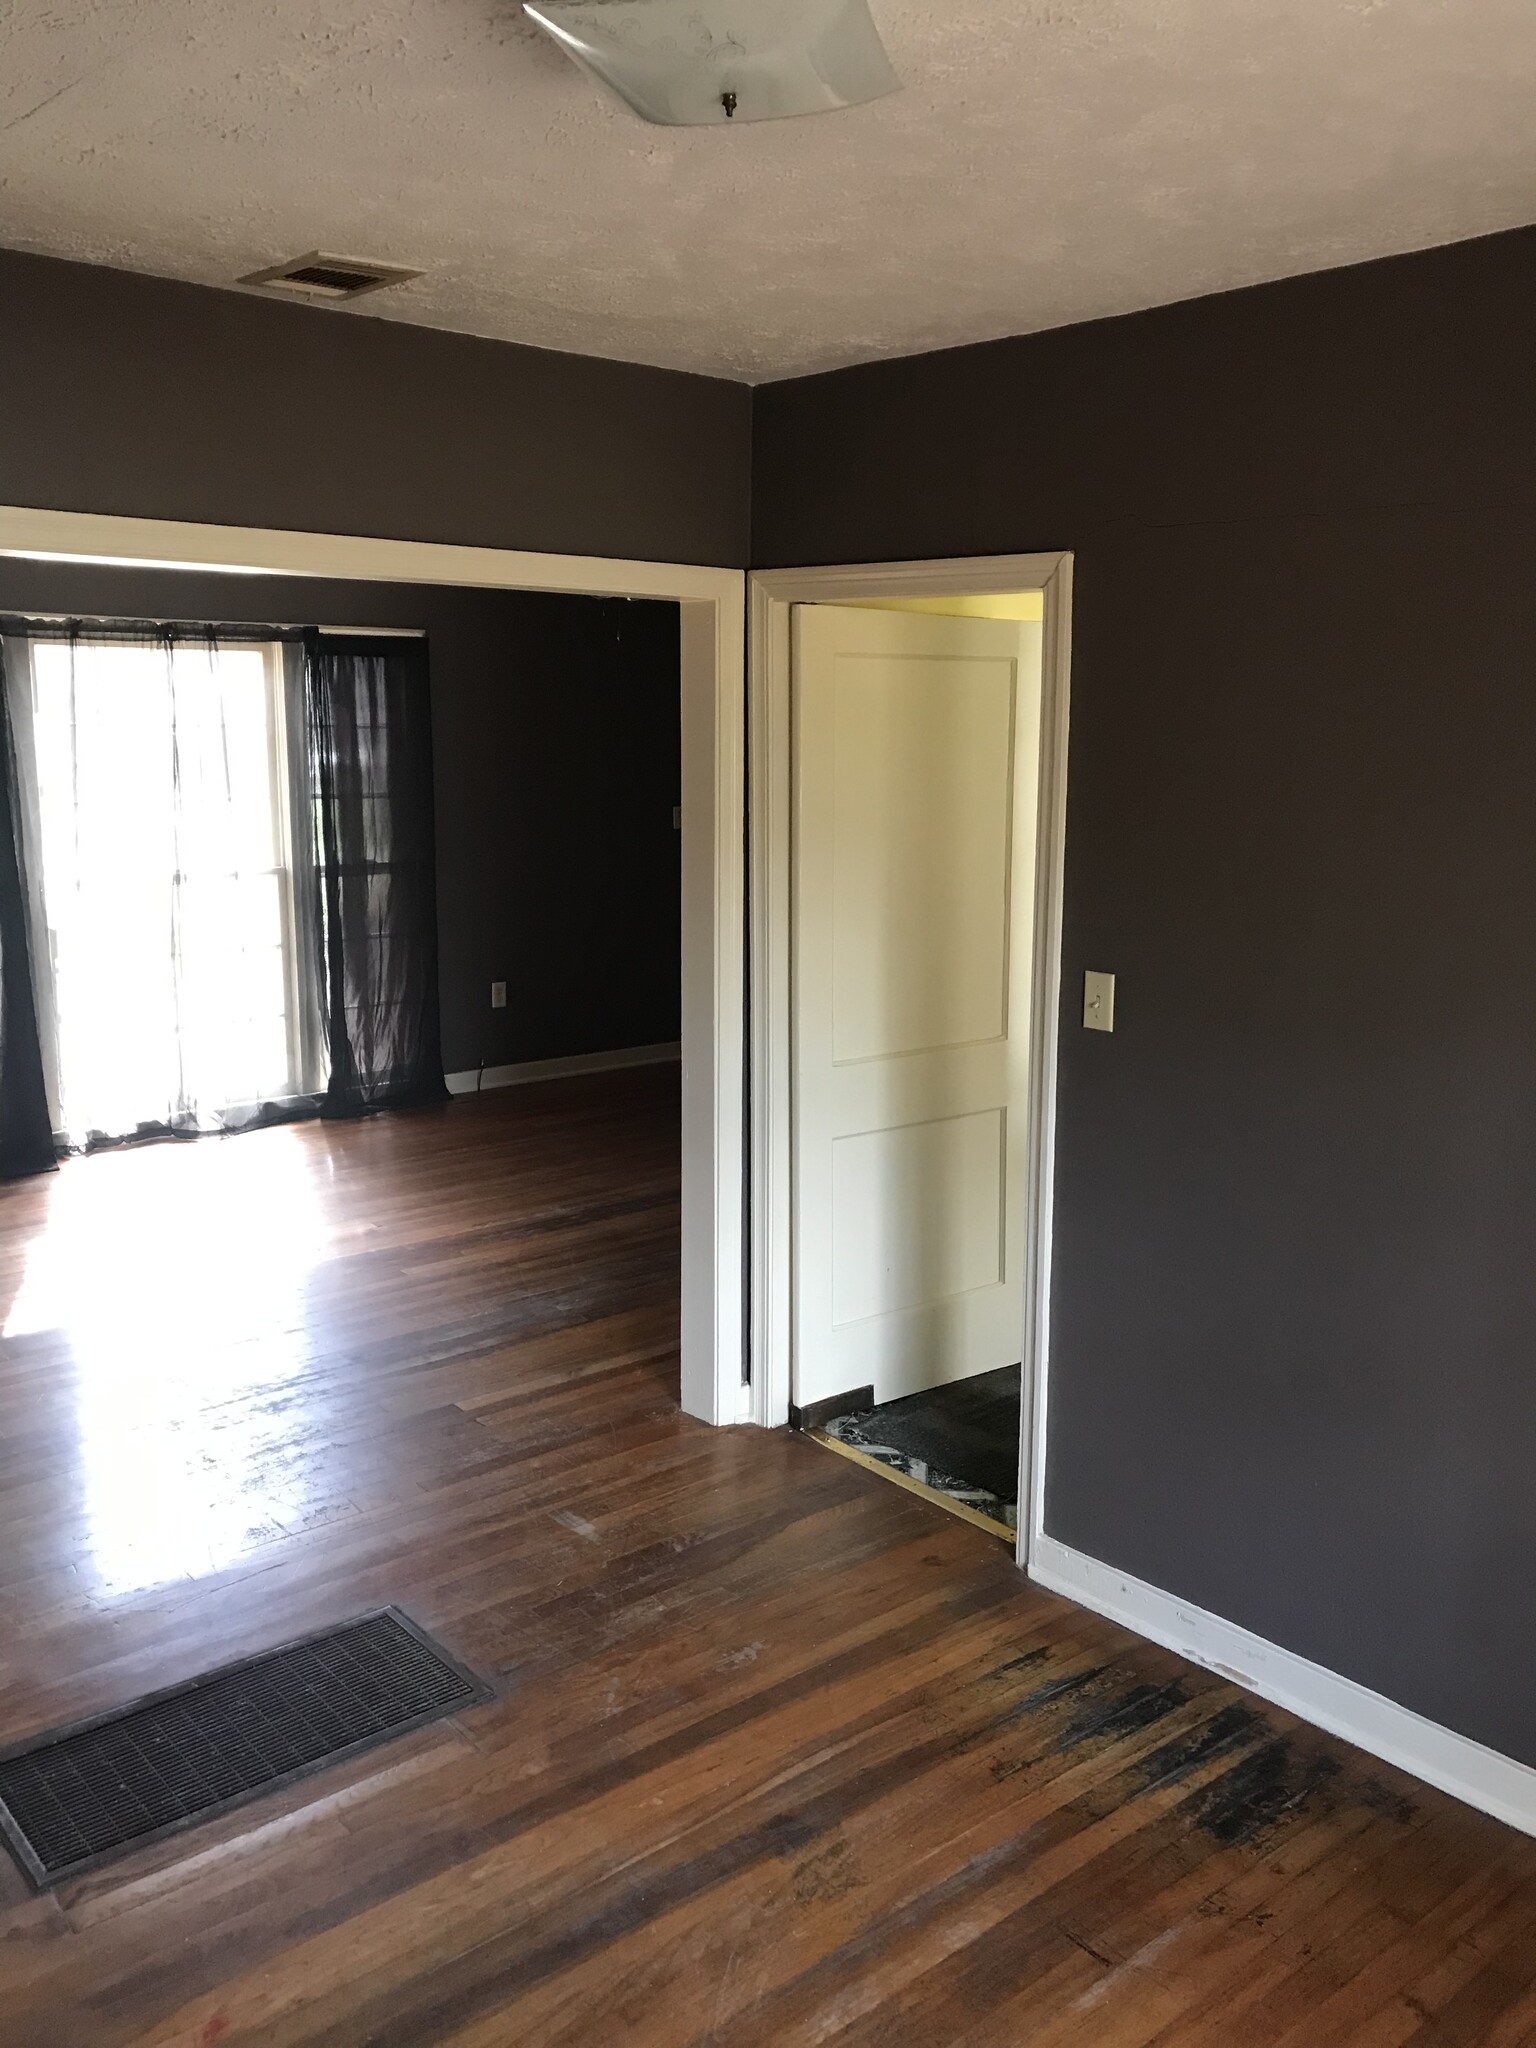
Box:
[1030,1531,1536,1841]
[445,1041,680,1097]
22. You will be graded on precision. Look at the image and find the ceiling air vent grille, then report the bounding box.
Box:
[238,252,423,301]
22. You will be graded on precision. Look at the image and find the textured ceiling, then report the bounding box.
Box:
[2,0,1534,382]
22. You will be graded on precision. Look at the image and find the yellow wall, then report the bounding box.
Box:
[836,591,1043,622]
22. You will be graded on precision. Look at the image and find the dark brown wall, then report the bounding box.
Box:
[753,225,1536,1768]
[0,560,681,1075]
[0,248,750,567]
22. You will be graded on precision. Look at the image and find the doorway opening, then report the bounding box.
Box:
[811,1367,1023,1539]
[748,556,1073,1567]
[0,505,745,1429]
[0,556,693,1601]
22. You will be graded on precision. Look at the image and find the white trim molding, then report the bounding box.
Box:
[1032,1533,1536,1841]
[679,592,746,1430]
[0,504,738,603]
[445,1042,680,1095]
[746,553,1074,1519]
[0,503,746,1430]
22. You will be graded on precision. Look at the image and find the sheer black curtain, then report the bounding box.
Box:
[304,633,447,1117]
[0,645,56,1178]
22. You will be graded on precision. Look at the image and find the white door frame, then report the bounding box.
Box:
[747,553,1073,1569]
[0,503,747,1428]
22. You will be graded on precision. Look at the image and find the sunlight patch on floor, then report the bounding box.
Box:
[5,1131,334,1596]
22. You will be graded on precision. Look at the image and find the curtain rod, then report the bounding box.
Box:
[316,625,427,638]
[0,612,426,637]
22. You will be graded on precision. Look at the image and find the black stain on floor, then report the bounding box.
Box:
[1004,1664,1110,1722]
[983,1656,1391,1859]
[1181,1737,1341,1847]
[1051,1678,1190,1754]
[1124,1699,1263,1797]
[991,1648,1051,1680]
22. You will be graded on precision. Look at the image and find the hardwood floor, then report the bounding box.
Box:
[0,1066,1533,2045]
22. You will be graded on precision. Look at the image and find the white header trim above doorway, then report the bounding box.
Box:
[747,552,1073,1564]
[0,502,746,1429]
[0,504,739,603]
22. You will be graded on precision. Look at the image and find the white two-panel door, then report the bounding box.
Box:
[792,603,1042,1409]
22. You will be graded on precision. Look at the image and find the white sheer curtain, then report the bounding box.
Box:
[6,628,318,1148]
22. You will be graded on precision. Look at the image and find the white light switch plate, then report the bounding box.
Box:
[1083,970,1115,1032]
[491,981,507,1010]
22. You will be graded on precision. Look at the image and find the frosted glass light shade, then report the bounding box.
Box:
[523,0,899,127]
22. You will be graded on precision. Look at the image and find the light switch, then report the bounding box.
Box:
[1083,970,1115,1032]
[491,981,507,1010]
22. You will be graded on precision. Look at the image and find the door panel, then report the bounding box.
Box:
[829,654,1015,1060]
[793,604,1041,1408]
[831,1109,1007,1324]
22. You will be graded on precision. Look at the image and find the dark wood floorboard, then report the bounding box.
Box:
[0,1065,1532,2046]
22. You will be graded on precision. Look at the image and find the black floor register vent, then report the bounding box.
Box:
[0,1608,491,1888]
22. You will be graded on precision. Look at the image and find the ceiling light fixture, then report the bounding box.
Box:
[522,0,899,127]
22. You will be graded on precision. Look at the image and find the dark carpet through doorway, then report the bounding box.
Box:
[817,1364,1022,1532]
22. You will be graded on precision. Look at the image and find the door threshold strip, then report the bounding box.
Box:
[809,1428,1015,1543]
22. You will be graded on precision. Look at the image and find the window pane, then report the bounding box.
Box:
[30,638,301,1137]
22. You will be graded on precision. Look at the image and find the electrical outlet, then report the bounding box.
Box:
[490,981,507,1010]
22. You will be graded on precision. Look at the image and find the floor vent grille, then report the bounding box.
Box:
[0,1608,489,1888]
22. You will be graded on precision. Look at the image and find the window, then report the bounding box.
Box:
[27,636,312,1144]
